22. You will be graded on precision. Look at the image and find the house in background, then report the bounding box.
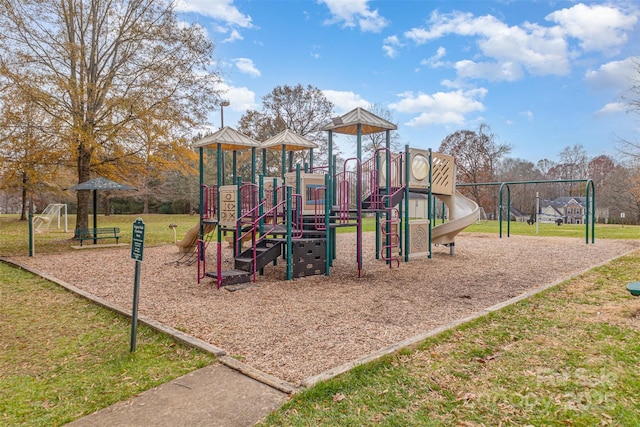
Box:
[539,196,587,224]
[507,206,529,222]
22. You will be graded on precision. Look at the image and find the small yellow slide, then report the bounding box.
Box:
[176,222,217,253]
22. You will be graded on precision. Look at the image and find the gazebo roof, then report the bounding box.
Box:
[320,107,397,135]
[66,177,136,191]
[261,129,319,151]
[192,126,261,150]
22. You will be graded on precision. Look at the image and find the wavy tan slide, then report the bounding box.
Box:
[431,190,479,246]
[176,222,217,253]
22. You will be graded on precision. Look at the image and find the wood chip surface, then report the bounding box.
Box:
[12,232,640,385]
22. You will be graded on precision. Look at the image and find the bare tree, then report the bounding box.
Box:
[438,123,511,214]
[238,84,335,174]
[0,0,221,229]
[359,103,401,158]
[556,144,589,195]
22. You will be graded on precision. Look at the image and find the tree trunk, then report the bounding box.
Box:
[76,144,92,230]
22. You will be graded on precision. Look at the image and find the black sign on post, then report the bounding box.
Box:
[130,218,145,352]
[131,218,145,261]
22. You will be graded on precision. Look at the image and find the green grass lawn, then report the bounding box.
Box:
[0,214,206,256]
[0,262,216,426]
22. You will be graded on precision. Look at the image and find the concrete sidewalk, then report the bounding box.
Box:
[66,363,288,427]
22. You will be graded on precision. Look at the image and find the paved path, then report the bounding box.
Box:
[66,363,288,427]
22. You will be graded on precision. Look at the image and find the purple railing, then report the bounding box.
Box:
[202,184,217,219]
[236,185,302,281]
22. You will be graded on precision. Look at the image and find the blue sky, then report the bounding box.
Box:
[176,0,640,165]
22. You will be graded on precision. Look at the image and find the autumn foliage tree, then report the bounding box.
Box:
[0,87,67,219]
[438,124,511,215]
[0,0,221,229]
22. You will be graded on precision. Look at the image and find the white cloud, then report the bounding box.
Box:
[546,3,637,52]
[234,58,261,77]
[322,90,370,113]
[177,0,254,44]
[176,0,253,28]
[420,46,447,68]
[383,35,401,58]
[216,82,259,112]
[389,88,487,126]
[403,4,638,82]
[584,56,638,92]
[595,102,627,117]
[319,0,389,33]
[223,29,243,43]
[405,11,570,80]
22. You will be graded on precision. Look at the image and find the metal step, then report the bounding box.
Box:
[234,239,283,272]
[205,269,252,286]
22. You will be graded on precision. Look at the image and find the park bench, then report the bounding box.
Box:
[74,227,121,246]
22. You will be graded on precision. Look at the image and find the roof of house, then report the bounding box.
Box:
[554,196,587,206]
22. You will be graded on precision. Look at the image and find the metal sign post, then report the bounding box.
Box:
[130,218,145,352]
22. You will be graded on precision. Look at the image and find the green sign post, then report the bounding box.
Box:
[130,218,145,352]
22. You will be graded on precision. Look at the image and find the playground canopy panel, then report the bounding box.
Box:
[192,126,261,150]
[320,107,397,135]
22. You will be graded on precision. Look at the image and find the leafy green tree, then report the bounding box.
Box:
[0,0,222,229]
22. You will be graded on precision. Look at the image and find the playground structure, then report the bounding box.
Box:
[189,107,479,288]
[32,204,68,233]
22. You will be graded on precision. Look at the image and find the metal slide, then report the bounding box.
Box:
[431,190,479,245]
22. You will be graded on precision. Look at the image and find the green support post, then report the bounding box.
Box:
[404,144,410,262]
[385,143,391,263]
[28,212,34,257]
[262,148,267,177]
[325,173,331,274]
[216,144,222,266]
[586,179,595,244]
[375,152,381,259]
[199,147,204,243]
[251,147,256,184]
[286,186,293,280]
[427,149,433,259]
[498,183,511,238]
[235,177,243,257]
[288,151,293,173]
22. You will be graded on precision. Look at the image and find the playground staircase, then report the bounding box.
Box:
[234,239,283,272]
